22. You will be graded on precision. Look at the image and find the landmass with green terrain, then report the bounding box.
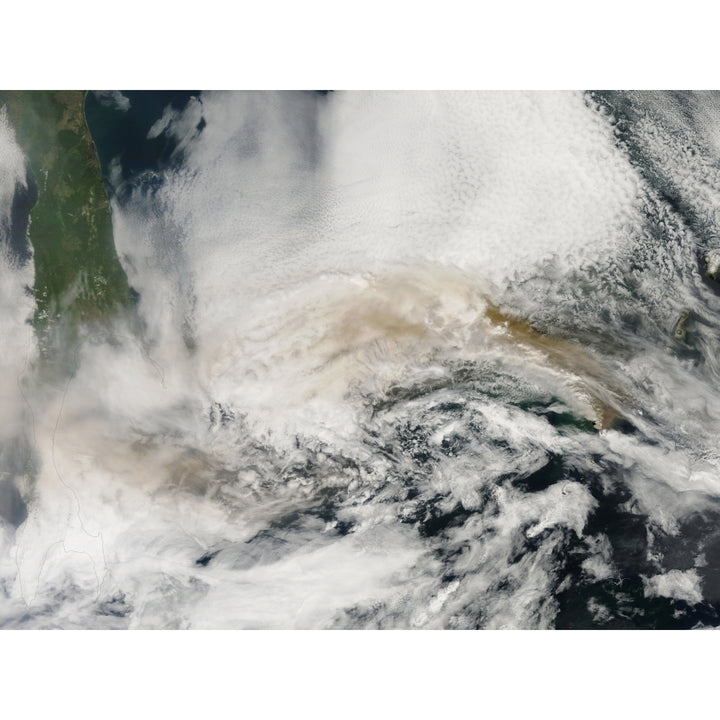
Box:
[0,91,136,361]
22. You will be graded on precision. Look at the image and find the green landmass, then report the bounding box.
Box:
[0,91,136,360]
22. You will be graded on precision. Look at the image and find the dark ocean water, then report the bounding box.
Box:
[85,91,199,188]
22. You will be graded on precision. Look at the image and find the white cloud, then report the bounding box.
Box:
[643,569,704,605]
[5,92,720,628]
[94,90,131,112]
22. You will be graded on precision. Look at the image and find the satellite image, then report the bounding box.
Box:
[2,90,720,629]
